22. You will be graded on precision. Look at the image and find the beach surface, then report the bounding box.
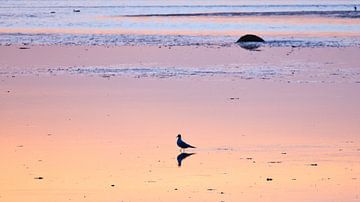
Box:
[0,44,359,201]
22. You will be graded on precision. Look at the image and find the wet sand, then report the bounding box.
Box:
[0,45,359,201]
[1,45,360,69]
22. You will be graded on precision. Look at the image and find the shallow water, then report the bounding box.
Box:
[1,0,360,46]
[0,74,359,202]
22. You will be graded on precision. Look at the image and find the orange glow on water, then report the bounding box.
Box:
[0,72,359,201]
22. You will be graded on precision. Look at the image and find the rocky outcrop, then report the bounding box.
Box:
[236,34,265,43]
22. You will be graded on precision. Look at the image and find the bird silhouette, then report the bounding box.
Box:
[177,152,195,167]
[176,134,196,152]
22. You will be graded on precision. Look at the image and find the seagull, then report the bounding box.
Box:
[176,134,196,152]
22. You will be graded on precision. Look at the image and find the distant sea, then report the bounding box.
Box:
[1,0,360,46]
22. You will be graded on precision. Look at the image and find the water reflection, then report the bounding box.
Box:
[177,152,195,167]
[237,42,263,51]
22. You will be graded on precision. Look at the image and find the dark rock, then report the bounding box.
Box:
[19,47,30,50]
[34,177,43,180]
[236,34,265,43]
[50,11,56,14]
[266,178,273,181]
[236,34,265,50]
[268,161,282,164]
[73,9,80,13]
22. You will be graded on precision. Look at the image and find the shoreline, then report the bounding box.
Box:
[1,44,359,84]
[1,44,359,67]
[1,32,360,48]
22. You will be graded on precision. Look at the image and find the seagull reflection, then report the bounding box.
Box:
[177,152,195,167]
